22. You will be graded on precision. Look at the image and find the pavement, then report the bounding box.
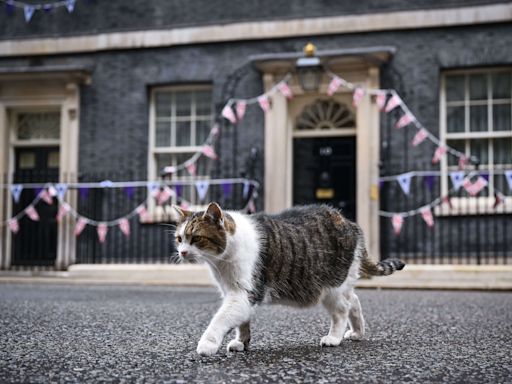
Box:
[1,284,511,383]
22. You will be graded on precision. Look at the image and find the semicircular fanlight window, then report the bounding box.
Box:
[296,99,355,131]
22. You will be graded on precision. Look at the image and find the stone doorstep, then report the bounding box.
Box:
[0,264,511,290]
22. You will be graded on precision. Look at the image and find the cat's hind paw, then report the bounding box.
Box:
[343,330,364,341]
[196,339,220,356]
[320,335,342,347]
[227,339,245,352]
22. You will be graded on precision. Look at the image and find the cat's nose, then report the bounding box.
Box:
[180,250,189,257]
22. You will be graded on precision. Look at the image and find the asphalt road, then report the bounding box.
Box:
[1,284,511,383]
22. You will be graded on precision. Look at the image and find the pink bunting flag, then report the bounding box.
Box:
[118,218,130,237]
[463,177,488,197]
[277,82,293,99]
[442,195,453,209]
[391,215,404,235]
[48,186,58,197]
[384,94,401,113]
[202,145,218,159]
[247,199,256,214]
[56,204,69,223]
[136,205,149,221]
[420,207,434,227]
[210,124,219,137]
[157,186,174,205]
[493,193,504,209]
[432,145,447,164]
[39,189,53,205]
[97,223,108,243]
[258,95,271,113]
[186,162,197,176]
[327,76,343,96]
[221,104,237,123]
[180,201,190,210]
[412,129,428,147]
[375,91,387,111]
[236,101,247,121]
[163,166,177,174]
[8,218,19,234]
[458,155,469,170]
[74,218,87,236]
[395,113,414,129]
[352,88,365,108]
[25,205,40,221]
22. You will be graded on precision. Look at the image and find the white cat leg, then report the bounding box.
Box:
[344,291,365,341]
[197,293,252,356]
[227,321,251,352]
[320,289,350,347]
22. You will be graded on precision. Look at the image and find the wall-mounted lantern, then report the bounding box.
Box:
[295,42,322,92]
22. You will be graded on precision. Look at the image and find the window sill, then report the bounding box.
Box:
[434,196,512,216]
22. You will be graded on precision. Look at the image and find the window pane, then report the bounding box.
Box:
[155,92,172,117]
[176,92,192,117]
[470,139,489,165]
[17,112,60,140]
[196,91,212,116]
[447,106,465,132]
[469,105,488,132]
[156,154,173,174]
[155,121,170,147]
[493,104,511,131]
[493,138,512,165]
[492,73,511,99]
[47,150,59,168]
[469,74,487,101]
[447,140,465,166]
[176,121,191,146]
[446,75,465,102]
[196,120,211,145]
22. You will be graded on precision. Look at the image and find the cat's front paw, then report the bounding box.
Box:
[196,339,220,356]
[227,339,245,352]
[320,335,342,347]
[344,330,364,341]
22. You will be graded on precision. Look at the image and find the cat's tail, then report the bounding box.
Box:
[359,242,405,276]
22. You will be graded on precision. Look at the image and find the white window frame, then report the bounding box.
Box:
[438,67,512,215]
[147,85,213,219]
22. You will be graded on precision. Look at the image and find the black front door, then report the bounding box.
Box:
[12,147,59,267]
[293,137,356,220]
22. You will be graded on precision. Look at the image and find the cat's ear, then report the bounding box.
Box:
[203,202,224,225]
[172,205,192,222]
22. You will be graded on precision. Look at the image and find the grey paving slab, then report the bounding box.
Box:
[1,284,511,383]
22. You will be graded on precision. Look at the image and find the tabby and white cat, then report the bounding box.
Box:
[174,202,404,356]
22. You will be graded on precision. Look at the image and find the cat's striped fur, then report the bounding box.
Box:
[174,203,404,356]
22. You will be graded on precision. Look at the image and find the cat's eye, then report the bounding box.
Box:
[191,236,201,244]
[176,236,182,243]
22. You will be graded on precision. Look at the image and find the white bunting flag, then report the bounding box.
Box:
[395,113,414,129]
[463,177,488,197]
[327,76,343,96]
[147,182,160,198]
[65,0,76,13]
[118,218,130,237]
[236,101,247,121]
[100,180,113,188]
[25,205,39,221]
[8,218,19,234]
[24,5,35,22]
[397,173,412,195]
[375,91,387,111]
[458,155,469,170]
[391,215,404,235]
[157,186,174,205]
[352,88,365,108]
[222,104,237,123]
[210,124,219,136]
[420,207,434,227]
[277,82,293,99]
[74,218,87,236]
[195,180,210,202]
[10,184,23,203]
[39,189,53,205]
[55,184,68,200]
[186,162,197,176]
[48,186,58,197]
[258,95,271,113]
[412,129,428,147]
[202,145,218,159]
[97,223,108,243]
[136,205,149,221]
[163,166,177,174]
[384,94,401,113]
[504,170,512,191]
[432,145,447,164]
[56,204,69,223]
[449,171,465,191]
